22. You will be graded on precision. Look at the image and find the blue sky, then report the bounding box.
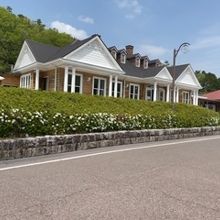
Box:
[1,0,220,76]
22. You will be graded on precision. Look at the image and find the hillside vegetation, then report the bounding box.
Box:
[0,87,219,138]
[0,6,74,73]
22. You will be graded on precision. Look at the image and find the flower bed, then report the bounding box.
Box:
[0,108,219,138]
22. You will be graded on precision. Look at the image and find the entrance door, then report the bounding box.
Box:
[39,77,48,90]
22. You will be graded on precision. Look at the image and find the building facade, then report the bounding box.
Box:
[12,34,202,105]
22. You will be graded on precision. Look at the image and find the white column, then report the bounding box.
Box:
[35,69,39,90]
[64,66,68,92]
[193,90,196,105]
[108,75,113,97]
[176,87,179,103]
[166,84,170,102]
[153,82,157,101]
[195,90,199,105]
[114,75,118,98]
[173,87,176,103]
[71,68,76,93]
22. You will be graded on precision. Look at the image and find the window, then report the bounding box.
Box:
[93,77,106,96]
[182,91,190,104]
[144,60,148,69]
[129,84,140,99]
[136,57,140,67]
[67,72,83,93]
[20,74,31,88]
[120,53,126,64]
[112,81,122,97]
[158,88,165,101]
[145,87,154,101]
[111,51,117,59]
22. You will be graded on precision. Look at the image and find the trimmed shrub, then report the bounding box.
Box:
[0,87,219,138]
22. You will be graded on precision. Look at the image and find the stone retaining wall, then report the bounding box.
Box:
[1,126,220,160]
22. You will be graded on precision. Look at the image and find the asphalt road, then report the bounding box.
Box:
[0,136,220,220]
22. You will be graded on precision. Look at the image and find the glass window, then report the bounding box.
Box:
[112,81,122,97]
[120,53,126,63]
[129,84,139,99]
[67,74,72,93]
[159,89,165,101]
[67,73,82,93]
[182,91,190,104]
[75,75,81,93]
[20,74,31,89]
[146,87,154,101]
[136,58,140,67]
[93,78,106,96]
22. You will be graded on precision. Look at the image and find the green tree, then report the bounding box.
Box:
[195,70,220,92]
[0,6,74,73]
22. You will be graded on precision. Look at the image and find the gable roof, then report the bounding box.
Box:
[120,62,164,78]
[203,90,220,100]
[167,64,189,79]
[25,34,99,63]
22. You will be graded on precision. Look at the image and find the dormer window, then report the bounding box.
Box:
[144,59,148,69]
[111,50,117,59]
[120,53,126,64]
[135,57,140,67]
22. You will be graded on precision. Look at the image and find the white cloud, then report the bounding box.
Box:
[138,44,169,57]
[78,15,94,24]
[115,0,142,19]
[51,21,88,40]
[191,36,220,50]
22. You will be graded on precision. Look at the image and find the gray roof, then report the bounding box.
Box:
[25,34,98,62]
[120,62,164,78]
[167,64,189,79]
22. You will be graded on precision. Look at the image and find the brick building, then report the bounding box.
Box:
[10,34,201,104]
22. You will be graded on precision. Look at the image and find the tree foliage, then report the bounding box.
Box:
[195,70,220,93]
[0,6,74,73]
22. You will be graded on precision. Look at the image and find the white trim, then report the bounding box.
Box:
[129,83,140,100]
[71,68,76,93]
[176,87,179,103]
[175,65,202,89]
[114,76,118,98]
[64,36,124,73]
[20,73,32,89]
[108,75,113,97]
[182,91,190,104]
[155,67,173,81]
[153,82,157,101]
[166,84,170,102]
[92,76,107,96]
[145,86,154,101]
[35,69,39,90]
[112,80,123,98]
[14,41,36,70]
[158,88,166,101]
[64,66,68,92]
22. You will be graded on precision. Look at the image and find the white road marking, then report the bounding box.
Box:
[0,136,220,172]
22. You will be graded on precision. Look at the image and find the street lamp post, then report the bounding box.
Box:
[172,42,190,110]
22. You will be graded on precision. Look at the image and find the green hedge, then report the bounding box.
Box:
[0,87,219,138]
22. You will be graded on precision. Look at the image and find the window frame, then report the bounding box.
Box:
[111,81,123,98]
[20,73,31,89]
[92,76,107,96]
[182,91,190,104]
[120,53,126,64]
[158,88,166,101]
[129,83,140,100]
[136,57,140,67]
[145,86,154,101]
[67,69,83,94]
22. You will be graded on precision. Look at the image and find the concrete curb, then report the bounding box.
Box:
[1,126,220,160]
